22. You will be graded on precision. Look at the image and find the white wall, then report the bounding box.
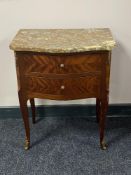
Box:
[0,0,131,106]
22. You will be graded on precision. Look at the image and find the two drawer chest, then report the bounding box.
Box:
[10,29,116,150]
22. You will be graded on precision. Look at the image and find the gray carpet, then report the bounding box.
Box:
[0,116,131,175]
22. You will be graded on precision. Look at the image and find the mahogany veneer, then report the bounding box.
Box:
[15,50,111,150]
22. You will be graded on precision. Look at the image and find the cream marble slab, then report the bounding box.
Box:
[10,28,116,53]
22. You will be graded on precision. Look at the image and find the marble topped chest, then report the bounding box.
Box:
[10,28,116,150]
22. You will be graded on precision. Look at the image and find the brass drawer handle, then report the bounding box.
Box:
[61,85,65,89]
[60,63,64,68]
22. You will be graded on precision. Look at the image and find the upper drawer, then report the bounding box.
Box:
[16,52,104,75]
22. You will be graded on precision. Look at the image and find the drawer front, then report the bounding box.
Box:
[18,53,103,75]
[25,75,101,99]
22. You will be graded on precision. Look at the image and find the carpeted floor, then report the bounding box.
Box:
[0,116,131,175]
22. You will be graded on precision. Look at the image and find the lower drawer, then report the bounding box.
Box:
[25,75,101,100]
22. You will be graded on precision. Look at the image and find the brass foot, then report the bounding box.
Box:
[100,141,107,150]
[24,139,30,150]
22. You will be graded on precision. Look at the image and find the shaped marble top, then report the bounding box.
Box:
[10,28,116,53]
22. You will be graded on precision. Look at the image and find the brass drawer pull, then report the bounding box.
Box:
[61,85,65,89]
[60,63,64,68]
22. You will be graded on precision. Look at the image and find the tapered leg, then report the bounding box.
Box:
[18,91,30,150]
[30,98,36,124]
[96,98,101,123]
[99,97,108,150]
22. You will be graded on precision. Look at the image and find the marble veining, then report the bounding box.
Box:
[10,29,116,53]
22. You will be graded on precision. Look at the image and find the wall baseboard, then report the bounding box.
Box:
[0,104,131,119]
